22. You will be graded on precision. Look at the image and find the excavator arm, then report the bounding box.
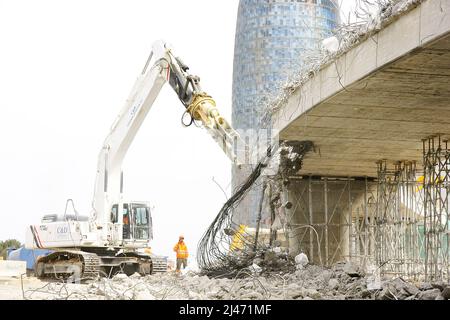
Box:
[92,40,242,234]
[163,43,241,165]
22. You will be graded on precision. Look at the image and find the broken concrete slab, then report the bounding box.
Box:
[112,273,129,282]
[418,282,434,291]
[431,281,447,291]
[377,277,420,300]
[419,288,442,300]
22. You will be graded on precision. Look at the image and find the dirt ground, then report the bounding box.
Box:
[0,276,52,300]
[1,261,449,300]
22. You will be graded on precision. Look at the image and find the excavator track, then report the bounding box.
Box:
[150,255,168,273]
[76,251,101,280]
[36,250,100,281]
[35,250,166,280]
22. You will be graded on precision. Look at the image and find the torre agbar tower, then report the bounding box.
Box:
[232,0,339,226]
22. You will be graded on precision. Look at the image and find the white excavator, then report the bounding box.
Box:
[25,40,242,280]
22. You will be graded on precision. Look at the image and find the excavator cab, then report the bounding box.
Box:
[111,203,153,242]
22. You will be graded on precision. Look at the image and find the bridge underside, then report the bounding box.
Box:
[280,32,450,177]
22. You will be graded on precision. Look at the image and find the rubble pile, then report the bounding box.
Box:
[22,258,450,300]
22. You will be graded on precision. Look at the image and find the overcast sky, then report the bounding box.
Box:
[0,0,357,260]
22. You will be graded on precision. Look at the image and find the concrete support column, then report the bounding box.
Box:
[285,185,300,257]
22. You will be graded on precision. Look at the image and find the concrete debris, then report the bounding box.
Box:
[418,288,442,301]
[418,282,434,291]
[431,281,446,291]
[272,247,282,254]
[302,288,321,299]
[328,278,340,290]
[442,286,450,300]
[366,275,382,291]
[250,263,262,274]
[377,277,419,300]
[320,270,332,284]
[294,253,309,267]
[7,261,449,300]
[435,294,445,301]
[343,261,362,277]
[321,36,339,54]
[112,273,129,282]
[365,263,382,291]
[252,249,294,273]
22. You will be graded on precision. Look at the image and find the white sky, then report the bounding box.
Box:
[0,0,357,259]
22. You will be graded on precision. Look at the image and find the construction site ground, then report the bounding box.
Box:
[1,261,449,300]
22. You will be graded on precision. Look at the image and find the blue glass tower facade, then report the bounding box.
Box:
[232,0,339,226]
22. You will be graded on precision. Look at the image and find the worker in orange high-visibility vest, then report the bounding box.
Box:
[173,235,188,273]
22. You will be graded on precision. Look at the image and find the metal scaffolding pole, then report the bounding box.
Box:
[363,176,369,268]
[348,179,352,262]
[324,178,329,266]
[423,135,450,282]
[308,176,314,263]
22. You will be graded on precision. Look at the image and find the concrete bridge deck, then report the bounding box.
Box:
[273,0,450,178]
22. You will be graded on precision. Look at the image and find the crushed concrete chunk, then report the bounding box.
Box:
[322,36,339,53]
[403,283,420,296]
[250,263,262,274]
[328,278,339,290]
[294,253,309,267]
[431,281,446,291]
[418,282,433,291]
[366,276,382,291]
[302,288,321,299]
[419,289,442,300]
[379,278,420,300]
[343,262,361,277]
[112,273,128,282]
[321,270,332,284]
[361,290,373,298]
[441,286,450,300]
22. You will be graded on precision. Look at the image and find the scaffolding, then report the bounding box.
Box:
[284,142,450,281]
[375,160,424,279]
[199,137,449,281]
[422,136,450,282]
[284,176,372,267]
